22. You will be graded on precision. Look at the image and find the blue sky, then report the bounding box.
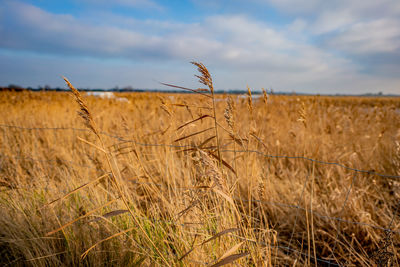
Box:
[1,0,400,94]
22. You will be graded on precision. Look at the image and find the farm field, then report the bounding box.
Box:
[1,78,400,266]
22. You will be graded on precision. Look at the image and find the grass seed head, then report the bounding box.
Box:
[191,61,214,93]
[262,88,268,105]
[246,85,253,115]
[63,77,99,138]
[198,150,224,190]
[224,96,235,134]
[297,101,307,128]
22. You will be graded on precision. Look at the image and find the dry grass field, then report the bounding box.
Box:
[1,65,400,266]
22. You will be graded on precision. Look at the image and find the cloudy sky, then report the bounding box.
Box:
[1,0,400,94]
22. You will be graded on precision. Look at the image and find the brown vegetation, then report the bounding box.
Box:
[0,64,399,266]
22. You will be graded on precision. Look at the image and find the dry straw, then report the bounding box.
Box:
[61,77,171,266]
[63,77,99,138]
[246,85,253,115]
[262,88,268,105]
[224,96,235,135]
[298,101,307,128]
[2,62,399,266]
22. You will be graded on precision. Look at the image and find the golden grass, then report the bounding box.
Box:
[0,65,400,266]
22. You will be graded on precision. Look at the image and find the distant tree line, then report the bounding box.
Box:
[0,84,394,96]
[0,84,267,95]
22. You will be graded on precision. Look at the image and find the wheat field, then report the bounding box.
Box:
[1,64,400,266]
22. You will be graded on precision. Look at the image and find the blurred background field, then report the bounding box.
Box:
[0,89,399,266]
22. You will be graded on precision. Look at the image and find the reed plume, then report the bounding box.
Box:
[191,61,214,93]
[224,96,235,135]
[64,77,99,138]
[262,88,268,105]
[298,101,307,128]
[246,85,253,115]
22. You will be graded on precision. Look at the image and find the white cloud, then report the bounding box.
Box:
[260,0,400,72]
[261,0,321,14]
[325,19,400,54]
[264,0,400,17]
[287,18,307,33]
[311,9,355,34]
[0,2,168,58]
[262,0,400,36]
[1,1,399,93]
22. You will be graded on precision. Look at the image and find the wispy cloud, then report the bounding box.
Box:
[325,19,400,54]
[0,2,351,71]
[264,0,400,53]
[0,0,399,93]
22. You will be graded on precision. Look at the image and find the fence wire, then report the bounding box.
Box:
[2,150,398,235]
[1,123,399,266]
[1,124,399,179]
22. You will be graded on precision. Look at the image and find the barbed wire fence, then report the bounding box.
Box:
[1,123,399,266]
